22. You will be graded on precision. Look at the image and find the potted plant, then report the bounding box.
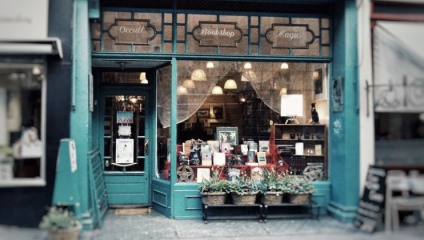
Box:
[258,167,285,204]
[283,176,316,204]
[39,206,81,240]
[199,167,229,205]
[226,172,259,205]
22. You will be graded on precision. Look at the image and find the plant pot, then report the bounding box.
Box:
[47,222,81,240]
[260,191,283,204]
[231,192,258,205]
[201,192,227,205]
[288,193,312,204]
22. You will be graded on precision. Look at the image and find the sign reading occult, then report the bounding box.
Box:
[265,24,315,49]
[108,19,156,45]
[192,21,243,47]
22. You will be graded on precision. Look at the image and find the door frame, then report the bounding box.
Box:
[99,85,153,205]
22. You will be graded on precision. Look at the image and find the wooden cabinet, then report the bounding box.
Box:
[273,124,327,180]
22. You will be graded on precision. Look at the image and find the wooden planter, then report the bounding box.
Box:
[47,222,81,240]
[288,193,312,204]
[260,191,283,204]
[201,192,227,205]
[231,192,258,205]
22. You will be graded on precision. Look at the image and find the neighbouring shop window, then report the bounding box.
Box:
[95,11,330,57]
[170,60,329,183]
[156,66,171,181]
[375,113,424,166]
[0,64,45,184]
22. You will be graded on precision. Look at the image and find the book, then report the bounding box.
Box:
[315,144,322,155]
[213,152,226,166]
[200,144,210,153]
[240,144,248,155]
[245,162,259,166]
[248,151,256,163]
[257,152,267,166]
[197,168,211,183]
[295,142,304,155]
[234,145,242,155]
[227,168,240,183]
[259,140,270,153]
[221,142,231,154]
[201,152,212,166]
[207,140,220,153]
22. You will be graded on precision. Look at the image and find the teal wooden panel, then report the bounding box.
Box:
[108,194,147,205]
[104,175,145,183]
[174,190,203,219]
[106,183,146,194]
[152,180,171,217]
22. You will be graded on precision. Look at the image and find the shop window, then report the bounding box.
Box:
[375,113,424,166]
[171,61,329,184]
[0,64,45,185]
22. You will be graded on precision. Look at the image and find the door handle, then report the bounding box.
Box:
[145,138,149,156]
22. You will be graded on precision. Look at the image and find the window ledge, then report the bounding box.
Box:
[0,178,46,188]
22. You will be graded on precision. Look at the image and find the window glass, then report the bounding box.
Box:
[0,64,44,183]
[375,113,424,166]
[175,61,329,183]
[156,66,171,181]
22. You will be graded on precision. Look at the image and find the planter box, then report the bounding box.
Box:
[231,192,258,205]
[288,193,312,204]
[201,192,227,205]
[260,191,283,204]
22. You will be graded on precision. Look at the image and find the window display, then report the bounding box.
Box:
[172,60,329,183]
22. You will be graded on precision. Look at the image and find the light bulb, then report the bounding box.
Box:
[281,62,289,69]
[244,62,252,69]
[206,61,214,68]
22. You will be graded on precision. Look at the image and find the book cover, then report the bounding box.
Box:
[295,142,304,155]
[197,168,211,183]
[213,152,226,166]
[315,144,322,155]
[201,152,212,166]
[220,142,231,154]
[257,152,267,166]
[259,140,270,153]
[207,140,220,153]
[240,144,249,155]
[183,142,192,156]
[227,168,240,183]
[245,162,259,166]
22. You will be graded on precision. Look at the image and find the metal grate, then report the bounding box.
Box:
[100,0,331,15]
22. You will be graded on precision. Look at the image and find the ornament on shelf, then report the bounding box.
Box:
[311,103,320,124]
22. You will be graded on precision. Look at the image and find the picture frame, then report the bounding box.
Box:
[332,76,344,112]
[216,127,238,146]
[209,104,227,123]
[197,109,210,118]
[314,68,328,101]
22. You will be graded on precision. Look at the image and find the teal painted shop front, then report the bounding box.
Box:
[68,0,359,229]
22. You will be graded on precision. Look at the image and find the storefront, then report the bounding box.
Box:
[66,0,359,230]
[0,0,72,227]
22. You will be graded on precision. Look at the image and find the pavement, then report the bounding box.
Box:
[1,210,423,240]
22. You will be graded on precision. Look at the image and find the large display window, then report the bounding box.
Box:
[156,60,329,183]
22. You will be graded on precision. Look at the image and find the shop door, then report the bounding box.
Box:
[100,89,150,205]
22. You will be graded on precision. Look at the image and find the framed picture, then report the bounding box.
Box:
[184,122,192,130]
[197,109,210,118]
[216,127,238,145]
[209,104,227,123]
[314,68,328,101]
[332,76,344,112]
[116,139,134,164]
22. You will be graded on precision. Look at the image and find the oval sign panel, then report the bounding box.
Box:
[265,24,315,49]
[108,19,157,45]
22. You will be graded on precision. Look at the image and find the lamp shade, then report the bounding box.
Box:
[241,69,256,82]
[177,86,188,95]
[244,62,252,69]
[280,62,289,69]
[212,85,223,95]
[191,69,206,81]
[183,79,195,88]
[281,94,303,117]
[224,79,237,89]
[206,61,214,68]
[140,72,148,84]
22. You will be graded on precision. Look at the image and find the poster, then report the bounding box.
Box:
[116,139,134,164]
[332,76,344,112]
[117,111,133,124]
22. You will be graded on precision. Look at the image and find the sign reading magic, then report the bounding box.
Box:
[265,24,315,49]
[108,19,156,45]
[192,21,243,47]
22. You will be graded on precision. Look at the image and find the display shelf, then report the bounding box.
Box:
[202,203,263,224]
[276,139,325,142]
[261,201,320,222]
